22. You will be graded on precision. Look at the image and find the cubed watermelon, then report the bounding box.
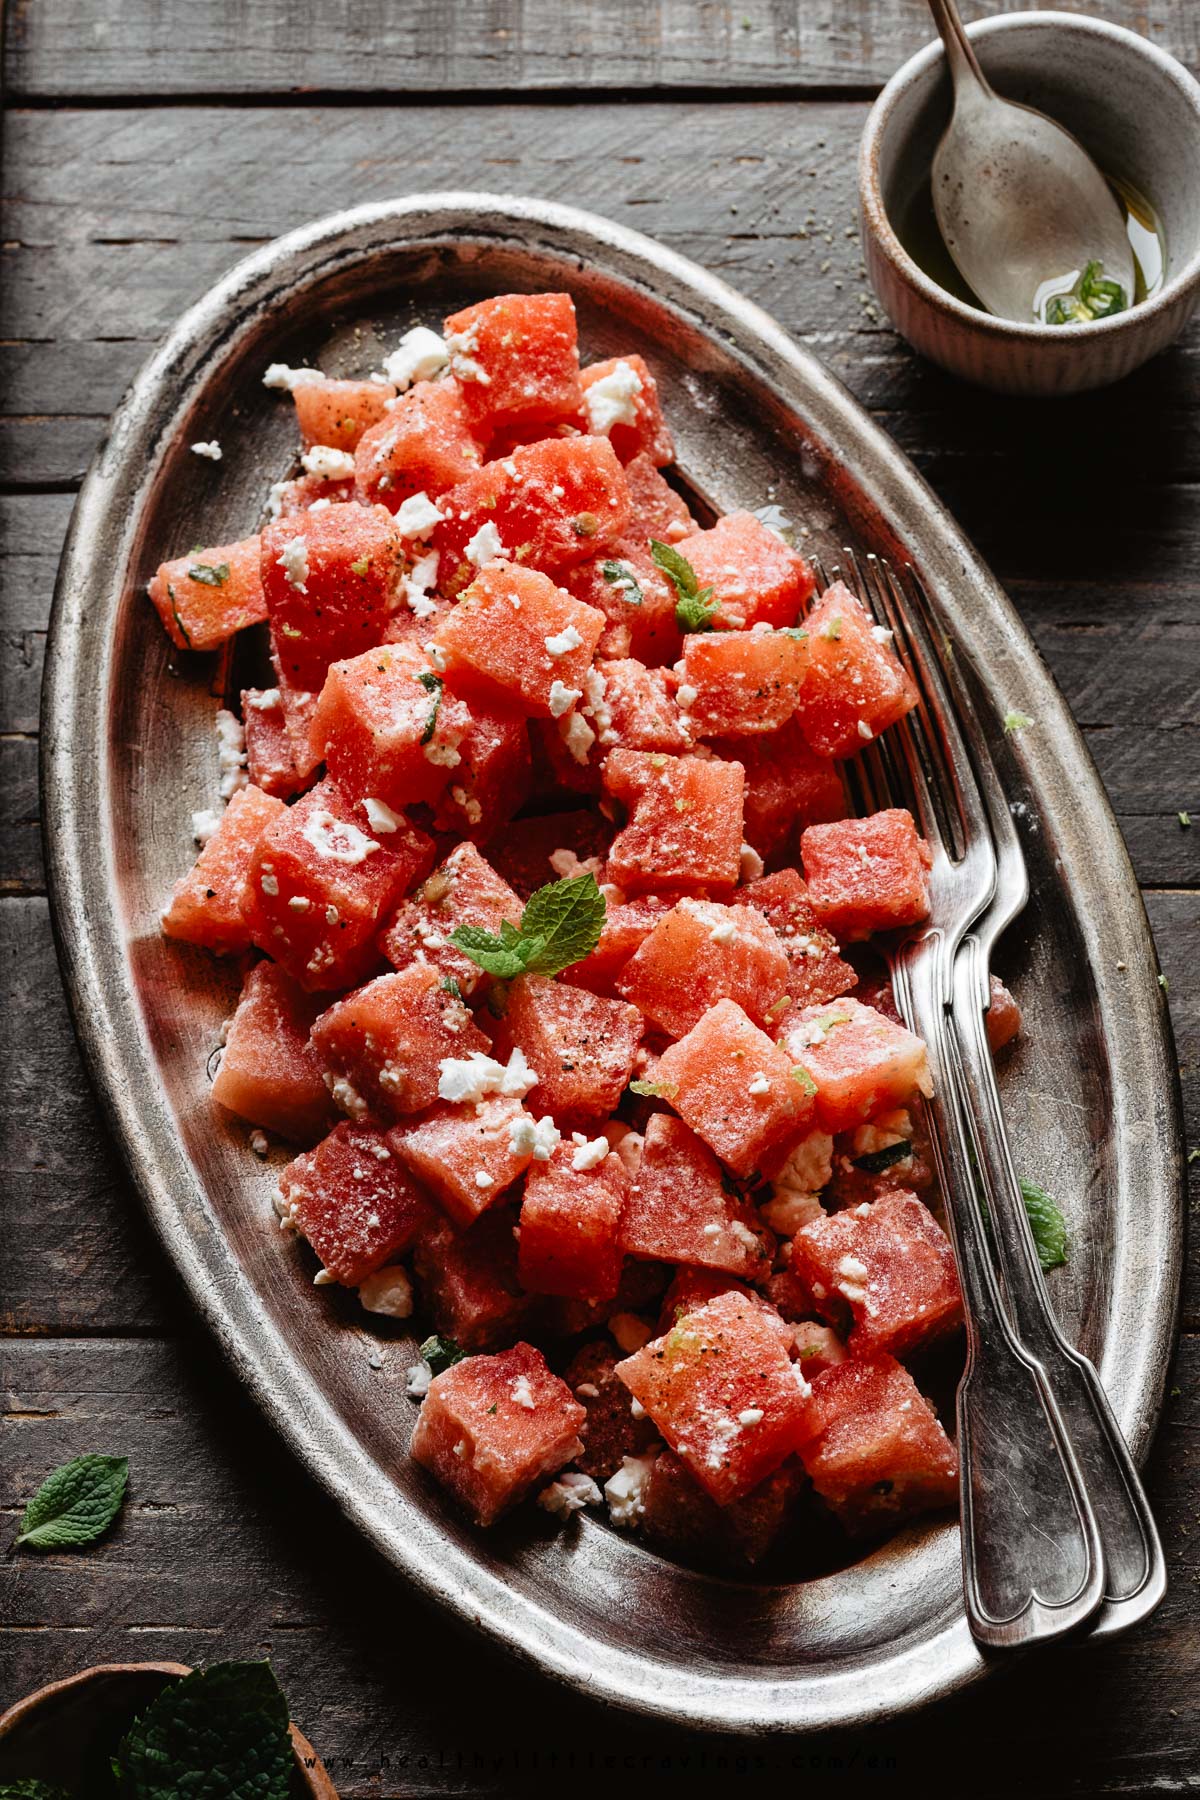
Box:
[354,378,484,512]
[791,1320,849,1376]
[743,869,856,1014]
[275,1119,434,1286]
[790,1189,962,1358]
[564,540,682,666]
[640,1449,806,1570]
[578,354,673,467]
[442,292,582,438]
[987,975,1022,1052]
[616,897,791,1039]
[149,535,266,653]
[430,691,532,841]
[800,809,931,941]
[411,1340,586,1527]
[654,998,814,1177]
[564,1339,660,1481]
[712,720,845,858]
[567,893,671,996]
[272,471,357,519]
[241,687,306,800]
[621,1114,774,1278]
[496,977,644,1124]
[518,1143,629,1299]
[390,1097,534,1226]
[624,452,697,545]
[796,585,918,758]
[656,1266,754,1331]
[311,962,491,1119]
[211,960,334,1144]
[603,751,745,896]
[292,377,396,451]
[310,641,475,809]
[780,997,932,1134]
[379,840,524,997]
[243,778,434,991]
[595,658,695,755]
[680,628,809,737]
[270,659,324,783]
[432,560,605,718]
[411,1206,532,1351]
[490,810,610,901]
[673,513,815,631]
[161,785,285,955]
[794,1353,958,1534]
[615,1290,809,1504]
[261,501,404,694]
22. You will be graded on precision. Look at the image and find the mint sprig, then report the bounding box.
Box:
[853,1138,912,1174]
[420,1333,468,1376]
[186,562,230,587]
[416,669,443,745]
[601,560,644,605]
[1019,1177,1069,1271]
[451,872,606,980]
[117,1661,292,1800]
[650,540,717,632]
[16,1453,128,1550]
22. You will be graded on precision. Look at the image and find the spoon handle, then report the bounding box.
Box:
[927,0,993,99]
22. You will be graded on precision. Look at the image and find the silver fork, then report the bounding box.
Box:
[816,551,1106,1648]
[895,563,1167,1637]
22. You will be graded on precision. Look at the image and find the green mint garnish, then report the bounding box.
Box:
[440,976,463,1001]
[629,1077,677,1099]
[1179,811,1192,828]
[166,584,192,648]
[1044,260,1128,325]
[767,993,792,1021]
[817,614,842,642]
[0,1783,72,1799]
[1019,1177,1068,1272]
[416,669,443,744]
[450,872,606,980]
[601,560,644,605]
[1158,973,1169,992]
[350,555,370,575]
[650,539,717,632]
[853,1138,912,1175]
[420,1333,467,1376]
[186,561,230,587]
[1003,710,1035,734]
[1188,1147,1199,1164]
[116,1661,292,1800]
[789,1065,818,1095]
[16,1453,128,1549]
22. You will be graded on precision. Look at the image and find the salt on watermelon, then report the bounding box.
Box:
[354,378,484,512]
[390,1097,534,1226]
[312,962,492,1120]
[577,354,674,467]
[161,784,284,955]
[672,512,815,631]
[261,500,404,695]
[495,977,644,1124]
[781,996,932,1134]
[432,561,606,717]
[442,292,582,436]
[430,691,532,841]
[275,1119,434,1286]
[654,998,815,1178]
[680,628,809,737]
[742,869,856,1017]
[800,809,931,941]
[795,585,918,758]
[149,536,266,653]
[310,641,475,810]
[411,1206,532,1351]
[292,376,396,451]
[517,1144,629,1300]
[713,719,845,858]
[790,1188,962,1358]
[241,687,306,801]
[621,1113,774,1278]
[602,751,745,896]
[212,960,335,1144]
[616,896,790,1039]
[379,840,524,997]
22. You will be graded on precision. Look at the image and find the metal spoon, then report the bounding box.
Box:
[927,0,1135,322]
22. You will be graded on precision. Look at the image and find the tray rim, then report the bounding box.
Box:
[40,191,1185,1734]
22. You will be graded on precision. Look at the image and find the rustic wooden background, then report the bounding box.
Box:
[1,2,1197,1792]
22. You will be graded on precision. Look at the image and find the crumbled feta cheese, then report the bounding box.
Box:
[313,1268,334,1286]
[424,641,448,672]
[738,842,764,883]
[465,520,504,567]
[265,478,291,521]
[499,1046,538,1098]
[445,325,491,386]
[511,1373,536,1411]
[395,491,444,539]
[474,1168,493,1189]
[761,1188,823,1236]
[191,807,222,846]
[249,1129,269,1157]
[548,679,582,718]
[300,443,356,481]
[382,325,450,390]
[262,362,324,391]
[260,872,279,897]
[326,1074,369,1119]
[277,535,309,592]
[508,1112,561,1161]
[406,1358,433,1400]
[358,1264,414,1318]
[747,1072,771,1096]
[545,624,584,657]
[838,1254,870,1282]
[709,916,738,944]
[215,708,248,800]
[301,807,380,864]
[609,1312,653,1354]
[729,1219,762,1254]
[538,1472,603,1518]
[675,683,698,711]
[871,624,894,645]
[603,1450,658,1528]
[423,739,462,769]
[575,1382,601,1400]
[438,1051,510,1105]
[362,796,402,834]
[191,440,222,461]
[772,1129,835,1198]
[246,687,282,712]
[583,360,643,436]
[559,710,596,764]
[792,1363,813,1399]
[738,1407,764,1426]
[857,718,873,741]
[571,1135,610,1172]
[548,848,604,880]
[288,895,311,913]
[630,1397,646,1420]
[272,1185,299,1231]
[402,548,441,617]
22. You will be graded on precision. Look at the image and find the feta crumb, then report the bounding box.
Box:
[191,439,222,460]
[423,738,462,769]
[761,1188,823,1235]
[249,1129,269,1157]
[548,679,582,718]
[559,710,596,764]
[571,1135,610,1172]
[301,807,380,865]
[215,707,248,800]
[277,535,310,592]
[362,796,402,834]
[583,360,643,436]
[508,1112,561,1161]
[548,848,603,880]
[747,1072,771,1096]
[313,1268,334,1286]
[675,683,698,711]
[260,872,279,897]
[604,1450,658,1528]
[395,491,444,540]
[358,1264,414,1318]
[300,443,356,481]
[792,1363,813,1399]
[609,1312,653,1354]
[857,718,874,741]
[738,1407,764,1426]
[382,324,450,390]
[262,362,324,391]
[838,1254,870,1282]
[272,1185,299,1231]
[538,1471,602,1518]
[402,548,441,617]
[288,895,311,913]
[575,1382,601,1399]
[406,1358,433,1400]
[499,1045,538,1098]
[709,916,738,944]
[630,1397,646,1420]
[545,624,584,657]
[751,502,793,539]
[191,807,221,846]
[326,1074,369,1120]
[445,325,491,386]
[438,1050,509,1105]
[738,842,764,883]
[465,520,504,567]
[511,1373,536,1411]
[771,1130,835,1200]
[474,1168,493,1189]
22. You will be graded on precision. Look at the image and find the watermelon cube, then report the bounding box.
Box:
[241,687,306,801]
[615,1290,809,1504]
[987,975,1022,1052]
[656,1267,754,1332]
[497,977,644,1124]
[412,1206,532,1350]
[624,453,697,545]
[161,785,284,955]
[563,1339,660,1480]
[673,513,816,631]
[680,628,809,738]
[567,894,670,997]
[743,869,856,1014]
[621,1113,774,1277]
[149,535,266,653]
[432,561,605,719]
[442,292,582,438]
[353,378,484,512]
[275,1119,434,1286]
[379,840,524,997]
[412,1340,586,1527]
[791,1320,849,1376]
[518,1143,629,1300]
[431,692,532,841]
[433,436,632,594]
[603,751,745,896]
[790,1189,962,1358]
[578,354,673,467]
[595,658,695,754]
[269,658,324,783]
[310,641,475,809]
[565,539,682,665]
[781,997,932,1134]
[800,809,931,941]
[654,998,814,1177]
[211,960,334,1145]
[713,720,845,858]
[292,376,396,451]
[390,1097,533,1226]
[490,808,611,901]
[243,778,434,991]
[617,897,790,1039]
[796,584,918,758]
[794,1354,958,1534]
[261,501,404,694]
[272,471,358,519]
[312,962,491,1119]
[640,1449,806,1570]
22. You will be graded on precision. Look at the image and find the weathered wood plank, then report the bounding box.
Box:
[4,0,1197,98]
[2,1332,1197,1796]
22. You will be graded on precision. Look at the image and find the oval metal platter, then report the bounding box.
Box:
[42,194,1184,1733]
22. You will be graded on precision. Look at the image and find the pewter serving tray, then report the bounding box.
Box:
[42,195,1184,1732]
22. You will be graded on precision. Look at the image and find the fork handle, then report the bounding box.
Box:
[951,936,1167,1633]
[893,932,1106,1647]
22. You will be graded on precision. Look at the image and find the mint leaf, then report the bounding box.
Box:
[450,873,606,981]
[853,1139,912,1174]
[416,669,443,745]
[601,560,643,605]
[350,555,370,576]
[16,1453,128,1549]
[166,584,192,648]
[117,1661,291,1800]
[1019,1177,1068,1272]
[0,1783,72,1799]
[186,562,230,587]
[420,1333,467,1375]
[650,539,717,633]
[1003,709,1035,734]
[629,1077,677,1099]
[789,1065,818,1096]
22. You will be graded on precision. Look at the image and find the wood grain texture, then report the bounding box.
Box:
[4,0,1197,98]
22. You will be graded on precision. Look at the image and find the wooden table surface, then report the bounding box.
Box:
[2,3,1197,1792]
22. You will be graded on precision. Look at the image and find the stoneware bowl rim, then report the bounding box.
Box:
[859,7,1200,342]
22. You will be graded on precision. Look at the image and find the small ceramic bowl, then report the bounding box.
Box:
[859,10,1200,394]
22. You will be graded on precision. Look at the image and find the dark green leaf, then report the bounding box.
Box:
[853,1139,912,1175]
[450,874,607,981]
[440,976,463,1002]
[1019,1178,1069,1272]
[601,560,643,605]
[16,1453,128,1549]
[166,584,192,649]
[448,923,528,980]
[420,1334,467,1375]
[117,1661,291,1800]
[0,1782,72,1799]
[416,669,443,745]
[186,562,230,587]
[650,539,700,599]
[674,588,718,633]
